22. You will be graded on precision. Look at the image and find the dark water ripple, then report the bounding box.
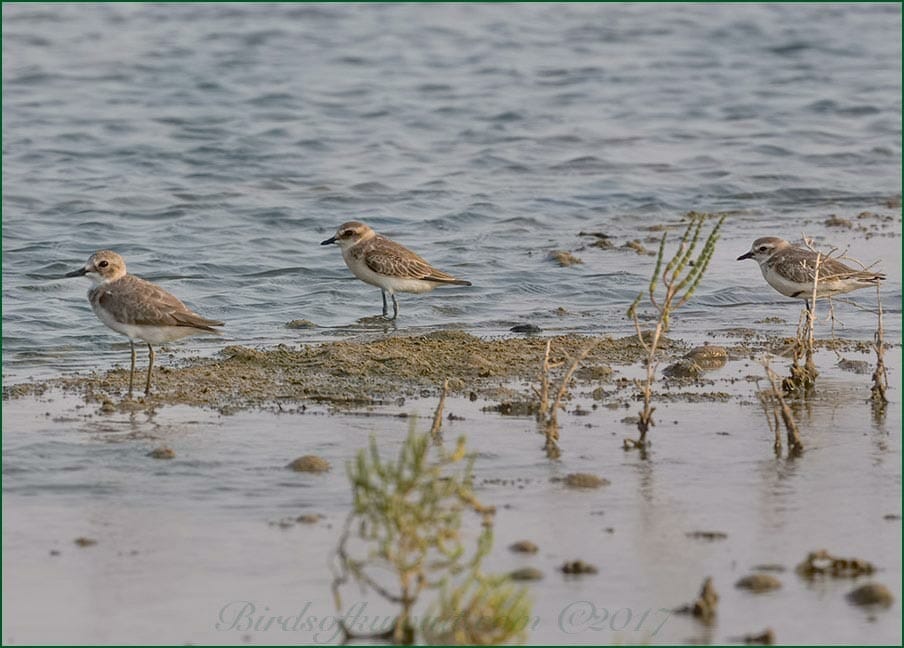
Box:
[2,3,901,380]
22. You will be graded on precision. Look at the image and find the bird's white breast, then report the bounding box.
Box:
[341,249,436,294]
[760,263,811,298]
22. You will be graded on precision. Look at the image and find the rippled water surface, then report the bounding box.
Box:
[2,3,901,645]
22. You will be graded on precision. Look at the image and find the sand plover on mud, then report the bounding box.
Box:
[737,236,885,310]
[321,221,471,320]
[65,250,224,398]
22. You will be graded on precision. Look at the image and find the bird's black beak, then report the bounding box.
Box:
[736,251,753,261]
[320,236,337,246]
[64,267,88,278]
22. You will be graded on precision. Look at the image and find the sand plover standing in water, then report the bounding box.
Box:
[737,236,885,310]
[65,250,224,398]
[321,221,471,320]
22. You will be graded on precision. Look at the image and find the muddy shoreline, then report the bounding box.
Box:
[3,328,890,418]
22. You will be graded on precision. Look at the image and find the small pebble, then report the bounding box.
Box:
[74,537,97,547]
[663,359,704,379]
[740,628,775,645]
[752,564,786,573]
[287,455,331,473]
[510,324,542,334]
[285,319,316,329]
[684,344,728,368]
[837,358,871,375]
[561,560,598,575]
[563,473,610,489]
[509,540,539,554]
[686,530,728,541]
[825,215,853,228]
[147,446,176,460]
[847,583,894,607]
[296,514,323,524]
[735,574,782,593]
[509,567,544,581]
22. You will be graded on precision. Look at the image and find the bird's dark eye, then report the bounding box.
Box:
[98,260,109,268]
[341,230,354,238]
[757,246,768,252]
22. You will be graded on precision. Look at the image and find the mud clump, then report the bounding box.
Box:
[752,564,786,573]
[846,583,894,607]
[285,319,316,329]
[509,567,544,581]
[560,560,598,575]
[837,358,871,374]
[737,628,775,645]
[735,574,782,593]
[549,250,583,267]
[74,537,97,547]
[796,549,875,578]
[287,455,331,473]
[686,530,728,541]
[99,399,116,414]
[147,446,176,460]
[623,239,654,256]
[295,513,323,524]
[824,214,853,228]
[561,473,610,489]
[509,540,539,554]
[578,231,613,250]
[663,359,704,379]
[685,344,728,368]
[676,576,718,624]
[510,324,542,334]
[666,345,728,378]
[575,364,612,380]
[484,401,537,417]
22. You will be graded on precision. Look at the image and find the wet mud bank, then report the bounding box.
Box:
[4,328,894,418]
[4,331,667,412]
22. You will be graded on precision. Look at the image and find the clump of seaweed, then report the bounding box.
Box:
[625,213,726,450]
[330,408,531,644]
[533,339,597,459]
[795,550,875,579]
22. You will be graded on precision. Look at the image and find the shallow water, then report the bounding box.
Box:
[3,354,901,644]
[2,3,902,645]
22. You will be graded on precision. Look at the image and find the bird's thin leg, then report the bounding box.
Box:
[381,289,390,318]
[128,341,136,399]
[390,293,399,321]
[805,299,812,314]
[145,343,155,396]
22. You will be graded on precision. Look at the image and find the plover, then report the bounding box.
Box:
[321,221,471,320]
[65,250,224,398]
[737,236,885,310]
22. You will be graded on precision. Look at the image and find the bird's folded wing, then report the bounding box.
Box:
[364,243,457,282]
[816,257,884,281]
[99,276,222,329]
[781,255,883,282]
